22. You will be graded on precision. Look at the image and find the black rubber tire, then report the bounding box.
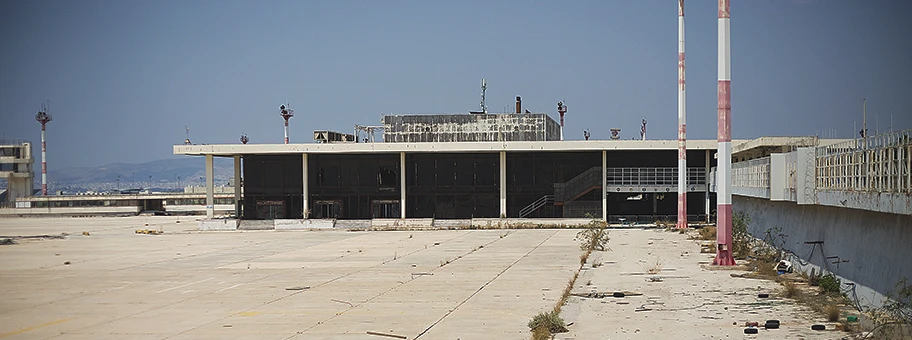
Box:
[766,319,780,325]
[613,292,625,298]
[744,328,759,334]
[757,293,770,298]
[764,322,779,329]
[811,324,826,331]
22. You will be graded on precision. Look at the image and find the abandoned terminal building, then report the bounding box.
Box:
[174,104,813,223]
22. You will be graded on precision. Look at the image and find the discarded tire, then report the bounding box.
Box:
[764,322,779,329]
[765,319,780,325]
[613,292,625,298]
[757,293,770,298]
[744,328,758,334]
[811,324,826,331]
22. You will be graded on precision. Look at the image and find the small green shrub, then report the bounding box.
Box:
[819,273,841,294]
[578,213,610,251]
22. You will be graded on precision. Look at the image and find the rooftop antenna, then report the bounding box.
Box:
[184,126,192,145]
[480,78,488,113]
[35,101,52,196]
[640,118,647,140]
[280,103,295,144]
[557,101,567,141]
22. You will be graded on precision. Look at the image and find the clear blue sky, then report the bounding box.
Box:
[1,0,910,169]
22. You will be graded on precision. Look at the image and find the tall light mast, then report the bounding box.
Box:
[714,0,735,266]
[676,0,688,229]
[35,103,52,196]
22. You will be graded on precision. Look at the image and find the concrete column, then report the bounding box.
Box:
[602,150,607,222]
[302,153,309,219]
[705,149,711,222]
[500,151,507,217]
[205,154,214,219]
[770,153,786,201]
[234,155,241,218]
[400,152,406,219]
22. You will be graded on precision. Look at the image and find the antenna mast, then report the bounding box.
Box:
[480,79,488,113]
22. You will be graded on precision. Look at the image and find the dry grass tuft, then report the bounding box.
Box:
[782,280,799,298]
[645,258,663,275]
[693,226,716,240]
[824,304,841,322]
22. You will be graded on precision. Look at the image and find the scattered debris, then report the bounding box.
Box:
[63,261,71,265]
[411,272,433,279]
[285,286,310,291]
[745,321,759,327]
[757,293,770,298]
[811,324,826,331]
[366,331,407,339]
[223,324,232,327]
[433,242,440,246]
[646,277,663,283]
[0,238,15,245]
[82,231,90,236]
[571,291,642,299]
[331,299,354,307]
[135,229,163,235]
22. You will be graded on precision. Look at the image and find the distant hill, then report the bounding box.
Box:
[46,157,234,189]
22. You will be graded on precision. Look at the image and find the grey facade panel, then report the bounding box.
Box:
[382,113,561,143]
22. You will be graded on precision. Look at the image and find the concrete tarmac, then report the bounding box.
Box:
[0,217,577,340]
[0,217,854,339]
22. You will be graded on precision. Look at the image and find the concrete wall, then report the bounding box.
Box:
[734,195,912,306]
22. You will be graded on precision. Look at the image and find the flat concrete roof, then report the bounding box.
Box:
[175,136,849,158]
[174,139,734,157]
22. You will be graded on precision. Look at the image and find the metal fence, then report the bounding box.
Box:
[731,157,770,189]
[605,167,707,186]
[815,129,911,193]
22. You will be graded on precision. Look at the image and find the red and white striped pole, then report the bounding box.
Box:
[280,104,294,144]
[676,0,688,229]
[714,0,735,265]
[35,109,52,196]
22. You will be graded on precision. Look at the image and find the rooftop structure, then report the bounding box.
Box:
[0,140,34,205]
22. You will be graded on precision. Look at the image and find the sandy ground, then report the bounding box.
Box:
[0,217,855,339]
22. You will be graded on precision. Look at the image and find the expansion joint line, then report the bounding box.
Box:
[413,230,558,339]
[288,230,516,339]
